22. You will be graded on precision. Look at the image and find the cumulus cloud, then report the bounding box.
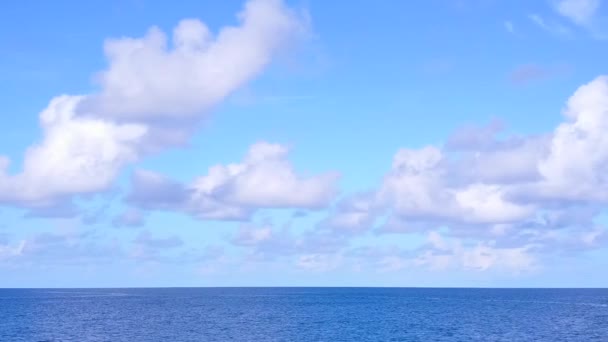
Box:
[127,142,339,220]
[533,76,608,201]
[415,77,606,208]
[79,0,304,121]
[191,142,339,209]
[0,96,146,207]
[377,146,534,226]
[0,0,304,211]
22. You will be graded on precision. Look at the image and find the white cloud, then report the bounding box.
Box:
[529,14,572,36]
[377,146,533,225]
[454,184,533,223]
[534,76,608,201]
[80,0,303,121]
[555,0,601,26]
[0,96,146,206]
[378,147,453,219]
[191,142,339,210]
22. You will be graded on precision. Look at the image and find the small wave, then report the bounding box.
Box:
[484,299,608,307]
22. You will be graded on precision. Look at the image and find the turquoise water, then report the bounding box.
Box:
[1,288,607,341]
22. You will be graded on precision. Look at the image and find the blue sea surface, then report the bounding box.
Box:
[0,288,607,341]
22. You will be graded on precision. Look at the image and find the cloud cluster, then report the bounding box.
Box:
[321,76,608,271]
[205,76,608,274]
[225,220,541,273]
[0,0,303,211]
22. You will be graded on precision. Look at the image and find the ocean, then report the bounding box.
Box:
[1,288,606,341]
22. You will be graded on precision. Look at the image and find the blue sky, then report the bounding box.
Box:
[1,0,608,287]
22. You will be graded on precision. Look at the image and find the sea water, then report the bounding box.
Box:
[1,287,607,341]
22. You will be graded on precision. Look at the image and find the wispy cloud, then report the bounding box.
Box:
[552,0,608,38]
[504,20,515,34]
[508,63,571,85]
[529,14,573,37]
[554,0,601,26]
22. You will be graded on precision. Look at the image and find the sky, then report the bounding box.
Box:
[1,0,608,288]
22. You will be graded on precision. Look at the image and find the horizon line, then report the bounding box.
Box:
[2,286,607,290]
